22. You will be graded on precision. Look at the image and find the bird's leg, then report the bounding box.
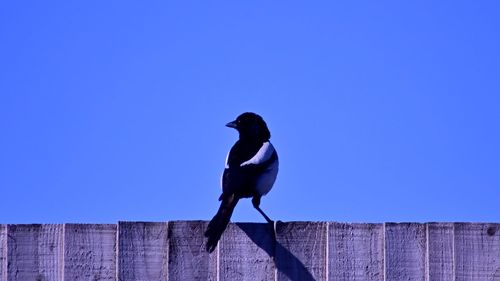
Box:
[253,195,276,261]
[251,195,261,208]
[252,196,273,224]
[256,207,273,224]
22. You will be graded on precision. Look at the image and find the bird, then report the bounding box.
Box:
[204,112,279,253]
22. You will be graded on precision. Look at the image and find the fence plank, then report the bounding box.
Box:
[64,224,116,281]
[329,223,384,281]
[220,222,275,281]
[454,223,500,281]
[1,221,499,281]
[117,222,168,281]
[0,225,6,281]
[168,221,216,281]
[385,223,426,281]
[7,224,63,281]
[276,221,327,281]
[427,223,454,281]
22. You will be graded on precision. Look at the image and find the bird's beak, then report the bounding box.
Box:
[226,120,237,129]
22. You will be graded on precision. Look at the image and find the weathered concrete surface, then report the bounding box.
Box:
[0,222,499,281]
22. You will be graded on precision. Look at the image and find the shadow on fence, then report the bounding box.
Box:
[238,223,316,281]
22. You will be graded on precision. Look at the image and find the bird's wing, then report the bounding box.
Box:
[221,141,277,197]
[240,142,276,166]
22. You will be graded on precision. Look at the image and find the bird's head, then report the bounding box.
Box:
[226,112,271,141]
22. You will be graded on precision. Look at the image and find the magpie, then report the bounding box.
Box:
[204,112,279,253]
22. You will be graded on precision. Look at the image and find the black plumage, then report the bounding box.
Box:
[204,112,279,253]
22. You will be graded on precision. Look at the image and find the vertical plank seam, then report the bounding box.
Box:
[325,222,329,281]
[62,223,65,281]
[3,225,7,281]
[382,222,386,281]
[166,221,169,281]
[451,223,456,281]
[216,234,220,281]
[425,223,429,281]
[274,221,277,281]
[115,223,119,281]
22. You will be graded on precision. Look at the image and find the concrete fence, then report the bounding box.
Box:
[0,221,499,281]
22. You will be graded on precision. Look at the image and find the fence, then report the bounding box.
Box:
[1,221,499,280]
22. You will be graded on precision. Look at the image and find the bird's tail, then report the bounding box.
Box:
[204,193,239,253]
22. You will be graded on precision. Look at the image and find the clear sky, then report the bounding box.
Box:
[1,1,499,224]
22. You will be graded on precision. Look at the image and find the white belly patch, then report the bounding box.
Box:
[255,159,279,195]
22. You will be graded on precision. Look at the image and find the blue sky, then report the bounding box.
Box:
[1,1,499,223]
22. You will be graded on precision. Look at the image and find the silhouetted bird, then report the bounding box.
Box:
[204,112,279,253]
